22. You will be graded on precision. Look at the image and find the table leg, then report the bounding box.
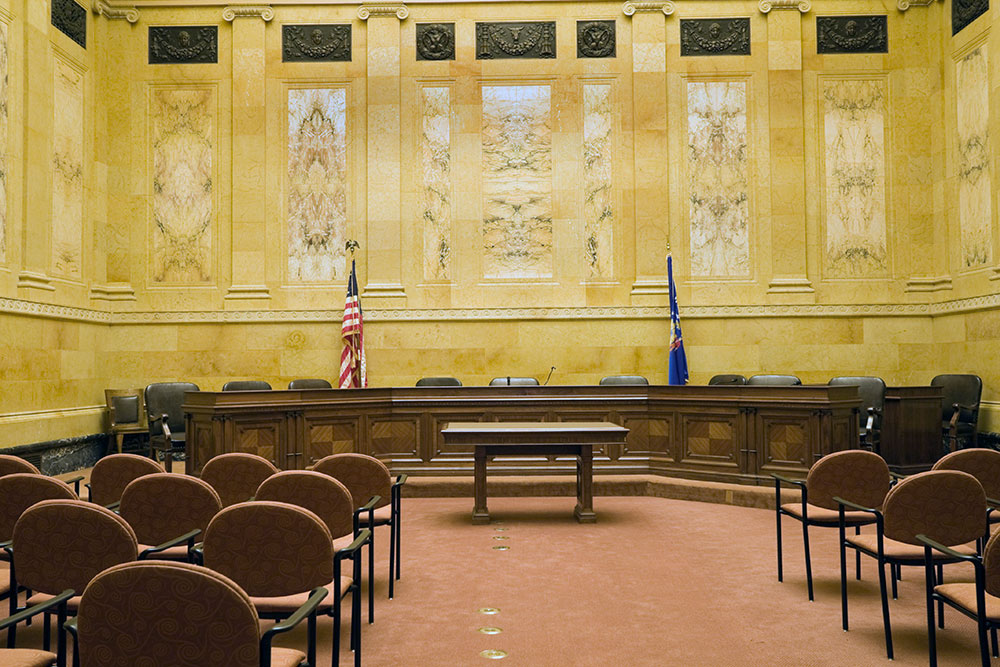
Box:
[574,445,596,523]
[473,447,490,524]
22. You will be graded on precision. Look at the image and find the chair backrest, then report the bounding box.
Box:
[200,453,279,507]
[221,380,272,392]
[88,454,163,506]
[983,530,1000,598]
[933,449,1000,499]
[930,373,983,422]
[13,499,137,595]
[747,374,802,386]
[415,376,462,387]
[828,376,886,414]
[120,473,222,546]
[0,473,76,541]
[104,388,147,430]
[708,374,747,386]
[203,501,333,598]
[312,453,392,510]
[144,382,199,436]
[288,378,333,390]
[489,376,539,386]
[883,470,986,546]
[599,375,649,386]
[78,560,263,667]
[0,454,40,477]
[255,470,355,539]
[805,450,891,511]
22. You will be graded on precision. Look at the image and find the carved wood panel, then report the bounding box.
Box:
[370,417,419,459]
[304,419,357,465]
[232,418,283,468]
[621,416,672,460]
[756,412,814,473]
[681,414,740,470]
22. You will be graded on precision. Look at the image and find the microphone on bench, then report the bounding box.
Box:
[543,366,556,385]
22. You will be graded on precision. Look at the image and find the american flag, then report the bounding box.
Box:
[339,259,367,389]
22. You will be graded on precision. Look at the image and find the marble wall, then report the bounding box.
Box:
[0,20,7,265]
[583,83,614,280]
[50,57,83,279]
[420,86,451,281]
[956,44,992,269]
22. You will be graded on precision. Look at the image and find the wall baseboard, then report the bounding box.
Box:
[5,433,108,476]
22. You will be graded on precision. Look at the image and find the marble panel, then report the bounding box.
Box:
[51,58,84,279]
[822,79,888,277]
[421,87,451,281]
[287,88,348,282]
[0,22,7,264]
[481,85,553,279]
[687,81,749,278]
[956,46,991,268]
[583,83,614,279]
[151,88,213,283]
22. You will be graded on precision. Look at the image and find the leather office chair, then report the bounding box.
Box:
[104,388,147,455]
[489,376,539,386]
[931,374,983,451]
[288,378,333,390]
[415,376,462,386]
[709,374,747,385]
[72,560,322,667]
[85,453,162,507]
[200,453,279,507]
[599,375,649,385]
[119,473,221,561]
[144,382,199,472]
[222,380,272,391]
[828,376,886,452]
[747,374,801,386]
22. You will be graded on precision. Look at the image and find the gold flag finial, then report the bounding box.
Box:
[346,239,360,255]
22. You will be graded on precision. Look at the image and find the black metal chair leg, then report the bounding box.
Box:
[43,611,51,651]
[802,522,814,601]
[979,615,991,667]
[890,562,898,599]
[776,508,784,583]
[991,626,998,657]
[878,558,894,659]
[854,525,861,580]
[937,563,945,629]
[307,611,317,667]
[924,551,937,667]
[388,519,396,598]
[56,603,67,667]
[333,607,341,667]
[395,505,401,581]
[840,521,849,631]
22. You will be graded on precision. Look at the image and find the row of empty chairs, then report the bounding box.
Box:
[416,375,651,386]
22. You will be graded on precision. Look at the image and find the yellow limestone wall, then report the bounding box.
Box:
[1,0,1000,447]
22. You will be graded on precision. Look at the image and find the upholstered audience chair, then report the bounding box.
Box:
[747,374,801,386]
[202,501,367,667]
[288,378,333,389]
[144,382,199,472]
[8,499,138,657]
[0,589,73,667]
[255,470,372,621]
[708,374,747,385]
[488,376,539,386]
[0,455,82,495]
[71,560,323,667]
[119,473,222,561]
[599,375,649,385]
[836,470,987,659]
[931,373,983,451]
[222,380,272,391]
[415,376,462,386]
[919,529,1000,667]
[773,450,891,601]
[103,388,147,455]
[828,376,886,452]
[84,453,162,507]
[933,448,1000,532]
[200,452,279,507]
[312,454,407,600]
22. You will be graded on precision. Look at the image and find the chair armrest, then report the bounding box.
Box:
[138,528,201,560]
[190,544,204,565]
[770,473,806,488]
[103,501,121,512]
[393,473,408,488]
[832,496,880,515]
[0,589,74,632]
[987,497,1000,508]
[63,475,84,496]
[916,533,982,563]
[889,471,906,481]
[335,528,372,560]
[260,587,329,655]
[64,616,78,641]
[353,494,382,535]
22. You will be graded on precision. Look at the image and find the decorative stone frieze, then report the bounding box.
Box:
[816,16,887,54]
[475,22,556,59]
[149,26,218,64]
[282,24,351,62]
[680,18,750,56]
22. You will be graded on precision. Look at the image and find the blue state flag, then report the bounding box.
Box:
[667,255,689,385]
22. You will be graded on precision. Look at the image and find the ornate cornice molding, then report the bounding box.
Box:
[897,0,940,11]
[623,2,675,17]
[759,0,811,13]
[358,3,408,20]
[222,5,274,21]
[93,0,139,23]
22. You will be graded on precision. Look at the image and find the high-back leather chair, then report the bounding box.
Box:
[415,377,462,386]
[288,378,333,390]
[222,380,272,391]
[748,374,801,386]
[599,375,649,385]
[828,376,886,452]
[200,453,279,507]
[931,374,983,450]
[144,382,199,472]
[709,374,747,385]
[489,376,539,386]
[120,473,222,561]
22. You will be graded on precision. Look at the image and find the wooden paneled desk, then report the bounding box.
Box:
[441,421,629,523]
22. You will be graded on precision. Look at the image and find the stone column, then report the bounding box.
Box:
[359,3,407,301]
[760,0,813,300]
[624,1,674,299]
[223,5,272,304]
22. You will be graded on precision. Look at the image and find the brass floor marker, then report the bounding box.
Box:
[480,649,508,659]
[477,627,503,635]
[477,607,500,615]
[493,536,509,540]
[492,545,510,551]
[494,527,508,532]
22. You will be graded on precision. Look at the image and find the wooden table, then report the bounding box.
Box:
[440,421,629,524]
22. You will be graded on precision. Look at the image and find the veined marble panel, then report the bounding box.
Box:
[421,87,451,281]
[0,22,7,264]
[583,83,614,279]
[822,79,888,278]
[687,81,749,278]
[151,88,213,283]
[51,58,84,279]
[957,45,992,268]
[481,85,553,279]
[287,88,348,282]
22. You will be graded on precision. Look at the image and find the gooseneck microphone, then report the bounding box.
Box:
[543,366,556,385]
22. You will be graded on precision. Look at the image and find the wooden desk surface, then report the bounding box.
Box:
[442,421,629,444]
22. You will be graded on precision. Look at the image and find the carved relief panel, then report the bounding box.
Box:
[476,22,556,59]
[149,27,218,64]
[52,0,86,49]
[282,25,352,62]
[680,19,750,57]
[577,21,615,59]
[816,16,887,54]
[416,23,455,61]
[953,0,989,35]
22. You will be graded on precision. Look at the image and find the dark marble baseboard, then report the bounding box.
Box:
[4,433,109,475]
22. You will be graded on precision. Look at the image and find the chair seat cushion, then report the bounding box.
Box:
[846,534,977,562]
[357,504,392,527]
[250,577,353,615]
[271,647,308,667]
[780,503,875,526]
[936,583,1000,621]
[26,592,81,613]
[0,648,59,667]
[138,544,190,561]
